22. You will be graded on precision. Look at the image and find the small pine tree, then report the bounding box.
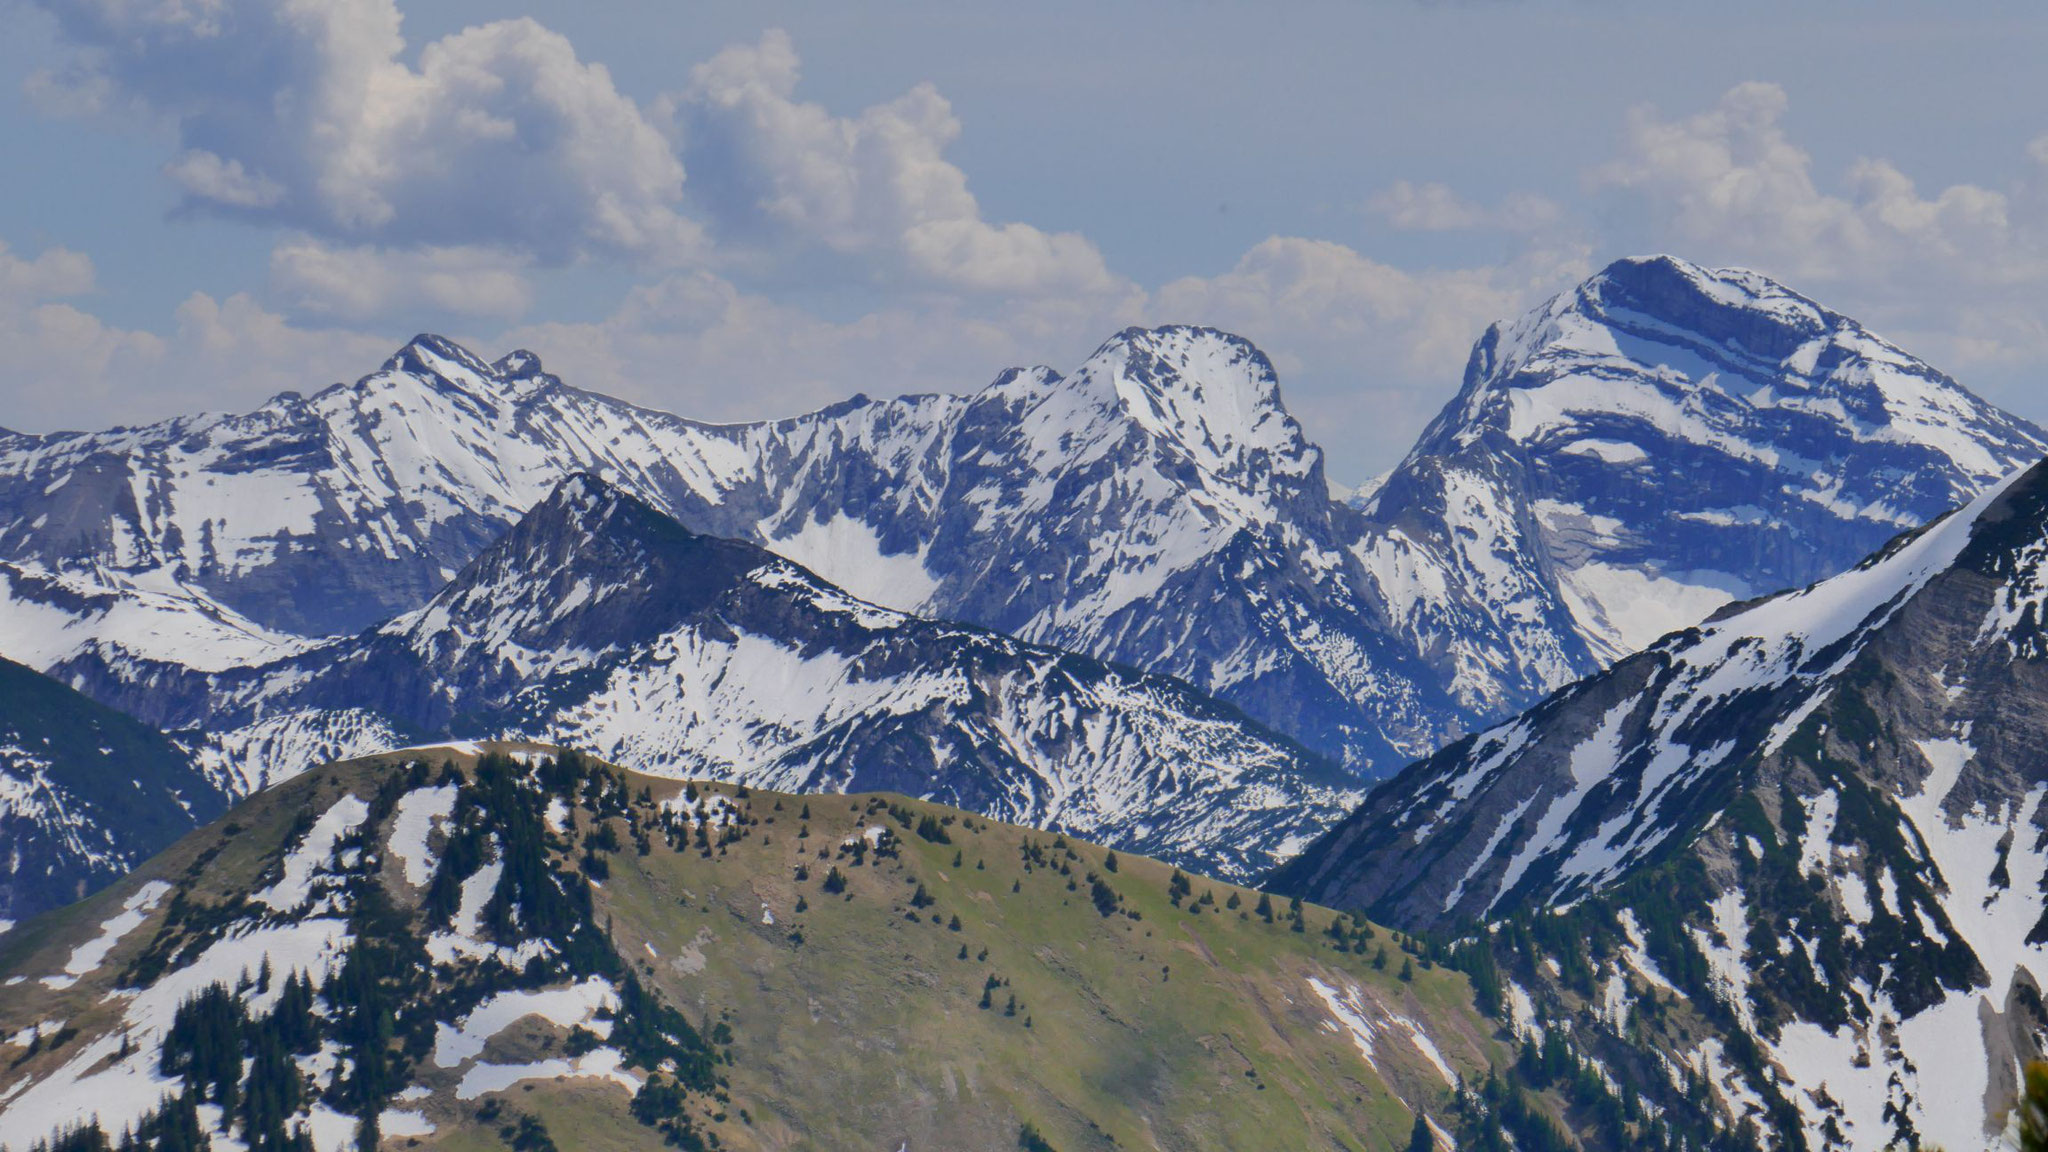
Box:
[1255,893,1274,923]
[1103,851,1119,873]
[1406,1112,1435,1152]
[2019,1060,2048,1152]
[1398,957,1414,983]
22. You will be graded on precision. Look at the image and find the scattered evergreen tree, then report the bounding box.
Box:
[1089,876,1121,918]
[2019,1060,2048,1152]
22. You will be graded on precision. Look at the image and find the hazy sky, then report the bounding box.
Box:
[4,0,2047,482]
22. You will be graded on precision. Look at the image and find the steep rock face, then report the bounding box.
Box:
[1362,255,2048,677]
[0,657,226,926]
[91,476,1361,881]
[1281,459,2048,1150]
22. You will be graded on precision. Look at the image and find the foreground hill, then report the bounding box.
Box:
[1281,458,2048,1150]
[0,744,1546,1152]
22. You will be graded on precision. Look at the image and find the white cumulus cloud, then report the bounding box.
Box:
[669,30,1122,297]
[32,0,697,264]
[270,238,534,320]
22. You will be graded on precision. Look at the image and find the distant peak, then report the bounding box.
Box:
[1577,254,1829,334]
[1087,325,1289,428]
[539,471,635,520]
[378,335,559,402]
[1090,324,1264,363]
[492,349,545,378]
[1079,324,1321,488]
[383,334,494,379]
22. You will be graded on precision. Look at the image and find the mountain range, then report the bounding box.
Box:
[5,256,2035,780]
[3,253,2048,1148]
[73,473,1362,883]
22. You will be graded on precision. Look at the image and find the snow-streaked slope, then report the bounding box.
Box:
[0,330,1442,772]
[1361,254,2048,685]
[1282,457,2048,1150]
[99,476,1360,881]
[0,656,226,926]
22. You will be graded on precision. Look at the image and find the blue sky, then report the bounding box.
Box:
[4,0,2047,482]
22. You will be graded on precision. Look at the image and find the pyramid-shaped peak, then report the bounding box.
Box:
[402,471,769,651]
[517,472,692,547]
[382,333,496,381]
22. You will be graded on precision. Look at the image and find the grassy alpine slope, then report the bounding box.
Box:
[0,742,1517,1152]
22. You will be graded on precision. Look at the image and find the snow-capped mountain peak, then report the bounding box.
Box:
[1472,254,2035,493]
[385,471,766,668]
[1091,325,1320,485]
[1368,254,2048,666]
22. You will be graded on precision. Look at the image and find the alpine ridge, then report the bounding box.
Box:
[1281,456,2048,1150]
[1359,254,2048,684]
[74,474,1362,882]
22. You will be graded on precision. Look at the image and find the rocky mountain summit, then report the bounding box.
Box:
[1360,254,2048,681]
